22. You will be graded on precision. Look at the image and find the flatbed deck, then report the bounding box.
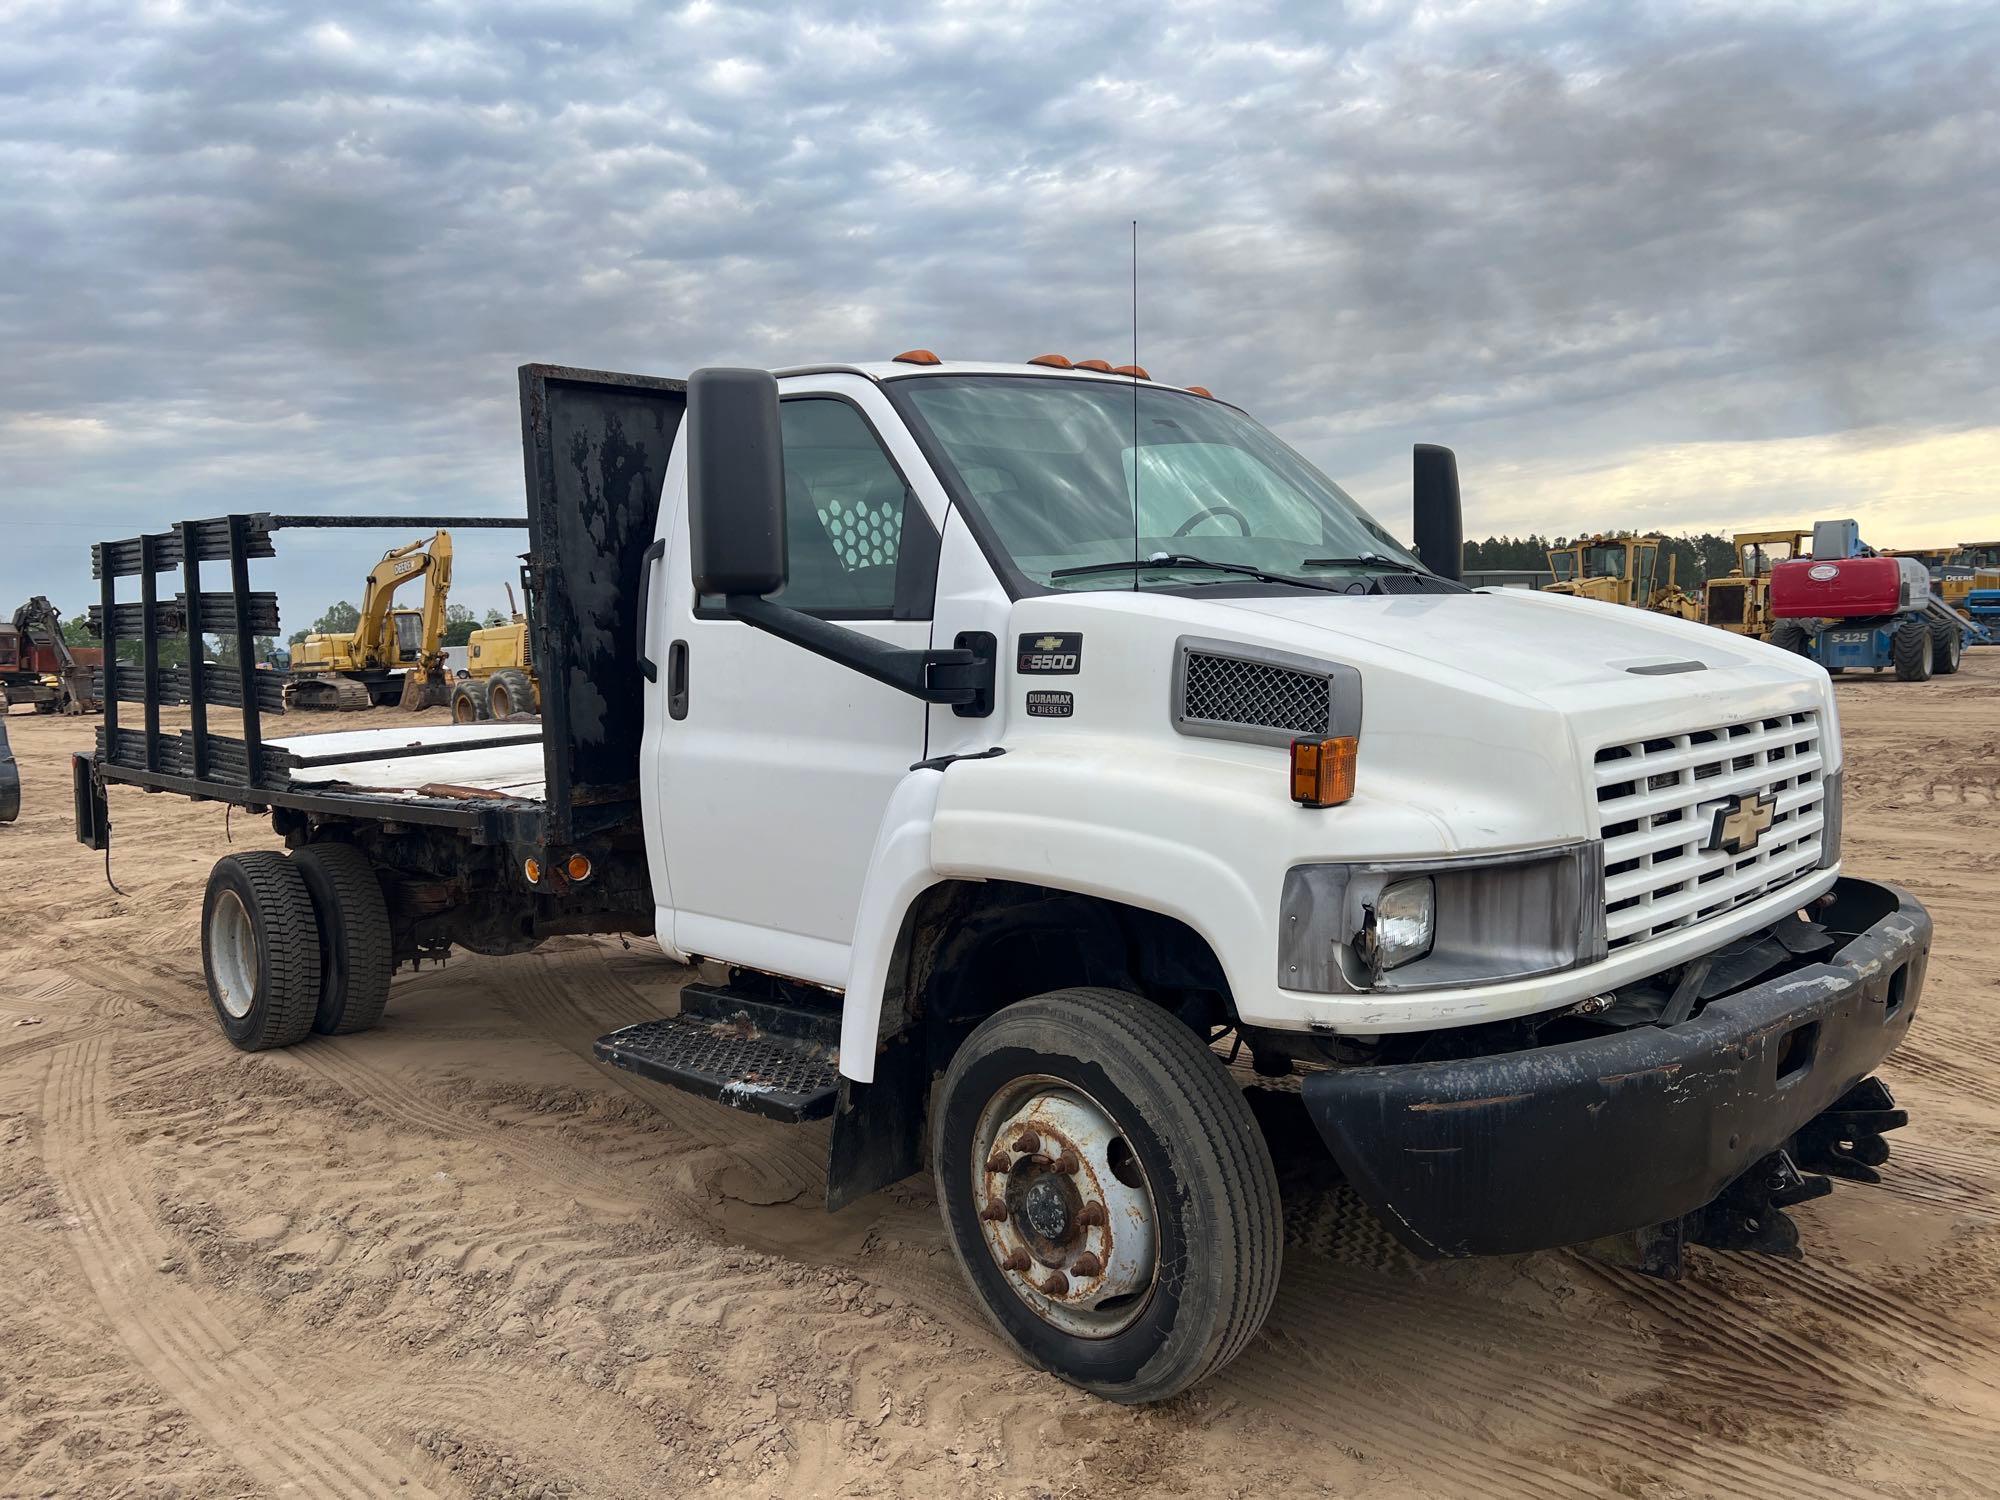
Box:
[277,723,549,802]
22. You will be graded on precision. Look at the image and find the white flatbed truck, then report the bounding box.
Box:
[77,358,1931,1402]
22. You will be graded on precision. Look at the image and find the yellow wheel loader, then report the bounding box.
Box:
[1544,533,1702,621]
[286,531,455,711]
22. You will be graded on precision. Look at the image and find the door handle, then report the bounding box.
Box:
[667,640,689,720]
[636,537,666,682]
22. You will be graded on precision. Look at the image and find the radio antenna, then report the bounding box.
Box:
[1130,218,1140,591]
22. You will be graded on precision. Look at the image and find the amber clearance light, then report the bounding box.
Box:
[1290,736,1357,808]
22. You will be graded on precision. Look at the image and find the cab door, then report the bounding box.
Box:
[651,377,943,988]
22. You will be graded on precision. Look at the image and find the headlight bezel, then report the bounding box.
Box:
[1279,842,1606,994]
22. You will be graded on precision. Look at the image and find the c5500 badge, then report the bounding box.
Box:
[1017,632,1082,674]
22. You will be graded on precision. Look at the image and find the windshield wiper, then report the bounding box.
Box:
[1048,553,1348,594]
[1301,554,1430,575]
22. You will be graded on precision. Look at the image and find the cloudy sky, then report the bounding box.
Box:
[4,0,1997,622]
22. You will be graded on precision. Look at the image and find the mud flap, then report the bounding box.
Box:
[825,1027,929,1212]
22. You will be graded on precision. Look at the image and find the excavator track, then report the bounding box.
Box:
[283,674,374,712]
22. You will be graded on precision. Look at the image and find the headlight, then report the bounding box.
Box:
[1278,843,1606,994]
[1359,877,1434,974]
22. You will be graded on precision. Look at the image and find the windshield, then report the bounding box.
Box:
[896,376,1420,590]
[1548,549,1578,582]
[1582,545,1627,579]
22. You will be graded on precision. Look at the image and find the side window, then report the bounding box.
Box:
[772,398,913,616]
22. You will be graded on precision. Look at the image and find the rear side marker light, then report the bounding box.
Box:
[566,853,593,882]
[523,856,543,885]
[1291,736,1357,808]
[893,349,941,365]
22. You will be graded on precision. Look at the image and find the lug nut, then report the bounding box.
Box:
[1071,1252,1103,1278]
[1012,1131,1042,1155]
[1053,1150,1080,1175]
[986,1152,1010,1174]
[1040,1271,1070,1296]
[1076,1201,1107,1227]
[1001,1248,1031,1273]
[980,1200,1009,1222]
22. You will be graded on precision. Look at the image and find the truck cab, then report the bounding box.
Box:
[78,356,1933,1406]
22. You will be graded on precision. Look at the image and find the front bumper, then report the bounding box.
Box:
[1300,877,1929,1257]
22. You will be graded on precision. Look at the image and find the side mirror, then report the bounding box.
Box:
[687,367,787,597]
[1411,443,1462,582]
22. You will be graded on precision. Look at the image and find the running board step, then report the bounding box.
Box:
[593,1012,839,1124]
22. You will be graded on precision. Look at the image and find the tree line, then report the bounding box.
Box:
[286,601,509,648]
[1463,532,1741,584]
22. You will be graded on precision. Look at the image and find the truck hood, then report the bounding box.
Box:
[1208,586,1790,697]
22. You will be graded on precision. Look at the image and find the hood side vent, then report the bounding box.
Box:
[1171,638,1362,748]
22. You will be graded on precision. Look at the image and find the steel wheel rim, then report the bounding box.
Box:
[209,888,258,1019]
[969,1074,1160,1338]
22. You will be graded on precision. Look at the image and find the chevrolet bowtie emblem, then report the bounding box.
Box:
[1707,791,1777,855]
[1035,635,1064,651]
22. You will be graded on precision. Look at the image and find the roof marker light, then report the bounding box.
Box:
[1028,353,1072,368]
[1074,359,1113,373]
[892,349,941,366]
[1113,364,1150,380]
[1187,386,1214,398]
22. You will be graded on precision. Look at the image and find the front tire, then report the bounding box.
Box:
[486,668,536,720]
[201,853,321,1051]
[291,843,394,1035]
[450,680,489,723]
[1930,618,1963,676]
[1892,617,1932,681]
[1769,619,1811,657]
[933,989,1282,1404]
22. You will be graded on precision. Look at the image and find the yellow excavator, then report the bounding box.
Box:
[1544,533,1702,621]
[286,531,455,711]
[1703,528,1812,639]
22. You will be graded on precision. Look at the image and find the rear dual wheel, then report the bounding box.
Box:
[200,846,393,1050]
[934,989,1282,1404]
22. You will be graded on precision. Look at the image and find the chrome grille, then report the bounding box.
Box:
[1595,711,1825,951]
[1180,651,1332,736]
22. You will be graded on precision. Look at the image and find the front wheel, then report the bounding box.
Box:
[933,989,1282,1404]
[1892,616,1932,681]
[1930,618,1963,676]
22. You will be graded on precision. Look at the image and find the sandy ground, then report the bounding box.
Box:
[1,661,1997,1500]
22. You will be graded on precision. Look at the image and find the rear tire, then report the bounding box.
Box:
[291,843,395,1035]
[450,680,490,723]
[201,853,321,1051]
[1892,617,1932,681]
[933,988,1282,1404]
[1770,620,1811,657]
[1930,618,1963,676]
[486,668,536,720]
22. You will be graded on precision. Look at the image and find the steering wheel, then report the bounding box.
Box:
[1172,504,1250,537]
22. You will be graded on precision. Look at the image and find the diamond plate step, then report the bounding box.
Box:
[593,1012,839,1123]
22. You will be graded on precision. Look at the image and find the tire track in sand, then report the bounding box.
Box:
[41,1034,439,1499]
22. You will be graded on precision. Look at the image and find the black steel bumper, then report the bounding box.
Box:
[1300,878,1930,1258]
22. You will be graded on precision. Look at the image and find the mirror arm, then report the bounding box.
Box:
[724,595,993,709]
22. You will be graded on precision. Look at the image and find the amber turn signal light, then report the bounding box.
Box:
[1290,736,1357,808]
[565,853,593,882]
[523,856,543,885]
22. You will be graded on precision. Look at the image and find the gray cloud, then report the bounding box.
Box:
[3,0,1995,620]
